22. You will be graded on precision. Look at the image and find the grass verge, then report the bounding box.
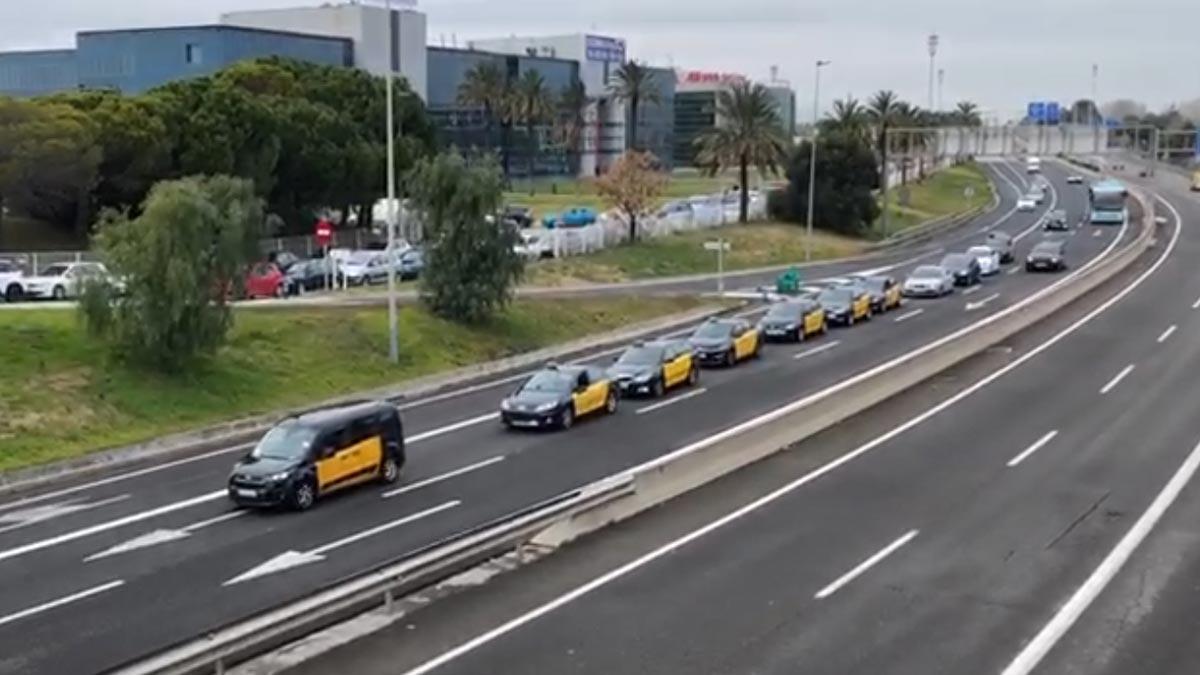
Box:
[0,295,719,471]
[875,162,994,236]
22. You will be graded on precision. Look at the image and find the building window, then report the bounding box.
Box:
[185,44,203,65]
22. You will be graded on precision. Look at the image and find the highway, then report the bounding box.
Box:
[0,159,1125,674]
[278,165,1198,675]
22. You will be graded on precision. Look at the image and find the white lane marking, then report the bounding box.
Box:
[396,196,1180,675]
[990,161,1025,198]
[894,309,924,324]
[1071,230,1078,237]
[0,580,124,629]
[1093,229,1103,238]
[793,341,841,361]
[814,530,920,599]
[1192,296,1200,310]
[1000,434,1200,675]
[636,388,708,416]
[84,509,247,562]
[1157,325,1177,344]
[963,286,981,296]
[966,293,1001,311]
[0,494,131,536]
[382,457,506,499]
[1007,266,1021,276]
[1007,430,1060,468]
[0,490,225,564]
[224,501,460,585]
[1099,364,1135,395]
[408,413,499,443]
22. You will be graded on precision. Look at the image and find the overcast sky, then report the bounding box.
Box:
[5,0,1197,118]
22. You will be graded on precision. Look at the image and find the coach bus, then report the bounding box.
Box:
[1089,178,1128,226]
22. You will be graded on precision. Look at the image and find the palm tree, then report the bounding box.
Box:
[824,97,868,139]
[457,61,511,175]
[892,101,931,182]
[693,81,788,223]
[954,101,982,127]
[509,69,556,183]
[866,90,902,186]
[556,79,589,175]
[608,60,662,151]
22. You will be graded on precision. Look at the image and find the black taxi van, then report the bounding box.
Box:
[228,401,406,511]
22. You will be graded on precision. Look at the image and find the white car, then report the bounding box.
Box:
[22,262,111,300]
[967,245,1001,276]
[1017,196,1038,212]
[514,229,554,260]
[1029,188,1046,204]
[0,259,25,302]
[1067,175,1084,185]
[902,265,955,298]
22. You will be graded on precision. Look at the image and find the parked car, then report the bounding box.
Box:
[544,207,598,229]
[655,201,693,227]
[267,250,301,273]
[966,245,1001,276]
[1026,239,1068,272]
[397,248,425,280]
[940,253,983,286]
[503,205,534,229]
[986,231,1015,264]
[245,262,287,299]
[1043,209,1070,231]
[22,262,112,300]
[0,258,25,302]
[514,229,554,260]
[285,259,338,296]
[338,251,382,286]
[903,265,955,298]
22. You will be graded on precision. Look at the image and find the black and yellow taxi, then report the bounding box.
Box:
[817,284,872,326]
[500,364,618,430]
[228,401,406,511]
[854,274,903,313]
[687,318,761,367]
[758,298,827,342]
[607,339,699,397]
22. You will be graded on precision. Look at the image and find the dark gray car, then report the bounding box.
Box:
[940,253,982,286]
[1026,239,1068,272]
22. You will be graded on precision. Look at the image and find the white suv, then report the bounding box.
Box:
[0,259,25,302]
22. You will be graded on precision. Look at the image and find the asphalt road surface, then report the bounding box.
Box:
[0,160,1123,674]
[280,164,1200,675]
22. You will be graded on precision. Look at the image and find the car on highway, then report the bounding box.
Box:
[1043,209,1070,232]
[758,298,827,342]
[1029,186,1046,204]
[966,246,1001,276]
[21,261,112,300]
[853,275,903,313]
[607,340,698,397]
[500,364,618,430]
[1026,239,1068,272]
[1067,175,1085,185]
[940,253,983,286]
[986,231,1015,264]
[687,318,761,367]
[244,262,287,299]
[0,258,25,302]
[1017,195,1038,212]
[903,265,955,298]
[228,401,406,511]
[817,285,871,327]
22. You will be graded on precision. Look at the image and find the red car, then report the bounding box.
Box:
[244,263,286,299]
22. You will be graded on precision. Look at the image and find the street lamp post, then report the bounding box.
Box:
[927,33,939,112]
[384,0,400,364]
[805,60,830,263]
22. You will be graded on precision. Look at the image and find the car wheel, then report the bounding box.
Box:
[752,339,762,358]
[274,284,286,299]
[820,319,829,335]
[794,327,804,343]
[687,367,699,386]
[293,283,305,297]
[559,407,574,430]
[379,455,401,484]
[1025,264,1034,272]
[289,480,316,512]
[52,285,67,301]
[605,390,618,414]
[4,284,21,303]
[847,313,855,327]
[724,349,737,367]
[651,378,665,398]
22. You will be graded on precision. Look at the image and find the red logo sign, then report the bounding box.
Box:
[678,71,747,86]
[315,219,333,247]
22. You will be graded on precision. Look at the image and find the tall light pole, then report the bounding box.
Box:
[384,0,400,364]
[927,33,939,112]
[805,59,830,263]
[937,68,945,112]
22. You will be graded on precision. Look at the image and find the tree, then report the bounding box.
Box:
[773,130,880,236]
[409,152,523,323]
[508,70,555,182]
[608,61,662,151]
[457,61,511,176]
[693,81,788,223]
[556,79,590,175]
[954,101,982,127]
[79,175,265,370]
[866,89,902,187]
[823,97,868,140]
[596,151,667,243]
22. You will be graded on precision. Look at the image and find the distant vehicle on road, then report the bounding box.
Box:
[940,253,983,286]
[500,364,617,430]
[606,340,698,397]
[1017,195,1038,212]
[853,275,903,313]
[817,285,872,327]
[966,246,1001,276]
[1026,239,1068,272]
[1043,209,1070,231]
[1026,156,1041,174]
[22,262,112,300]
[1089,178,1128,226]
[687,318,761,367]
[903,265,955,298]
[758,298,827,342]
[1029,186,1046,204]
[0,258,25,302]
[986,231,1015,263]
[1067,175,1085,185]
[228,401,405,511]
[244,262,286,299]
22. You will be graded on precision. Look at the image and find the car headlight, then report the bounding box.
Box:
[633,373,654,384]
[535,401,559,413]
[1027,256,1034,263]
[268,471,292,482]
[500,398,515,411]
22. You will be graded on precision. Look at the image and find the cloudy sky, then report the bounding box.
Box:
[5,0,1197,118]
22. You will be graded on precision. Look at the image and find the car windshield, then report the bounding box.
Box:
[912,266,943,279]
[41,264,70,276]
[521,370,572,393]
[347,252,375,265]
[251,423,317,461]
[765,304,801,320]
[819,288,852,304]
[617,346,664,365]
[1033,242,1062,254]
[967,247,992,257]
[693,322,732,339]
[861,278,887,293]
[942,255,970,267]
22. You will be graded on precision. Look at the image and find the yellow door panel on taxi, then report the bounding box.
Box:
[804,310,822,335]
[735,330,758,359]
[665,353,689,386]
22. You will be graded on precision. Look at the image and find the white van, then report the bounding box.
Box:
[1026,156,1041,174]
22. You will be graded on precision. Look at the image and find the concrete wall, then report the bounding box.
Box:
[0,50,77,97]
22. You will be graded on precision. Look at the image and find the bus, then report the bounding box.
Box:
[1089,178,1128,226]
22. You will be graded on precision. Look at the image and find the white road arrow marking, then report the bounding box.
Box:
[966,293,1001,311]
[0,494,130,536]
[84,510,246,562]
[224,500,461,586]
